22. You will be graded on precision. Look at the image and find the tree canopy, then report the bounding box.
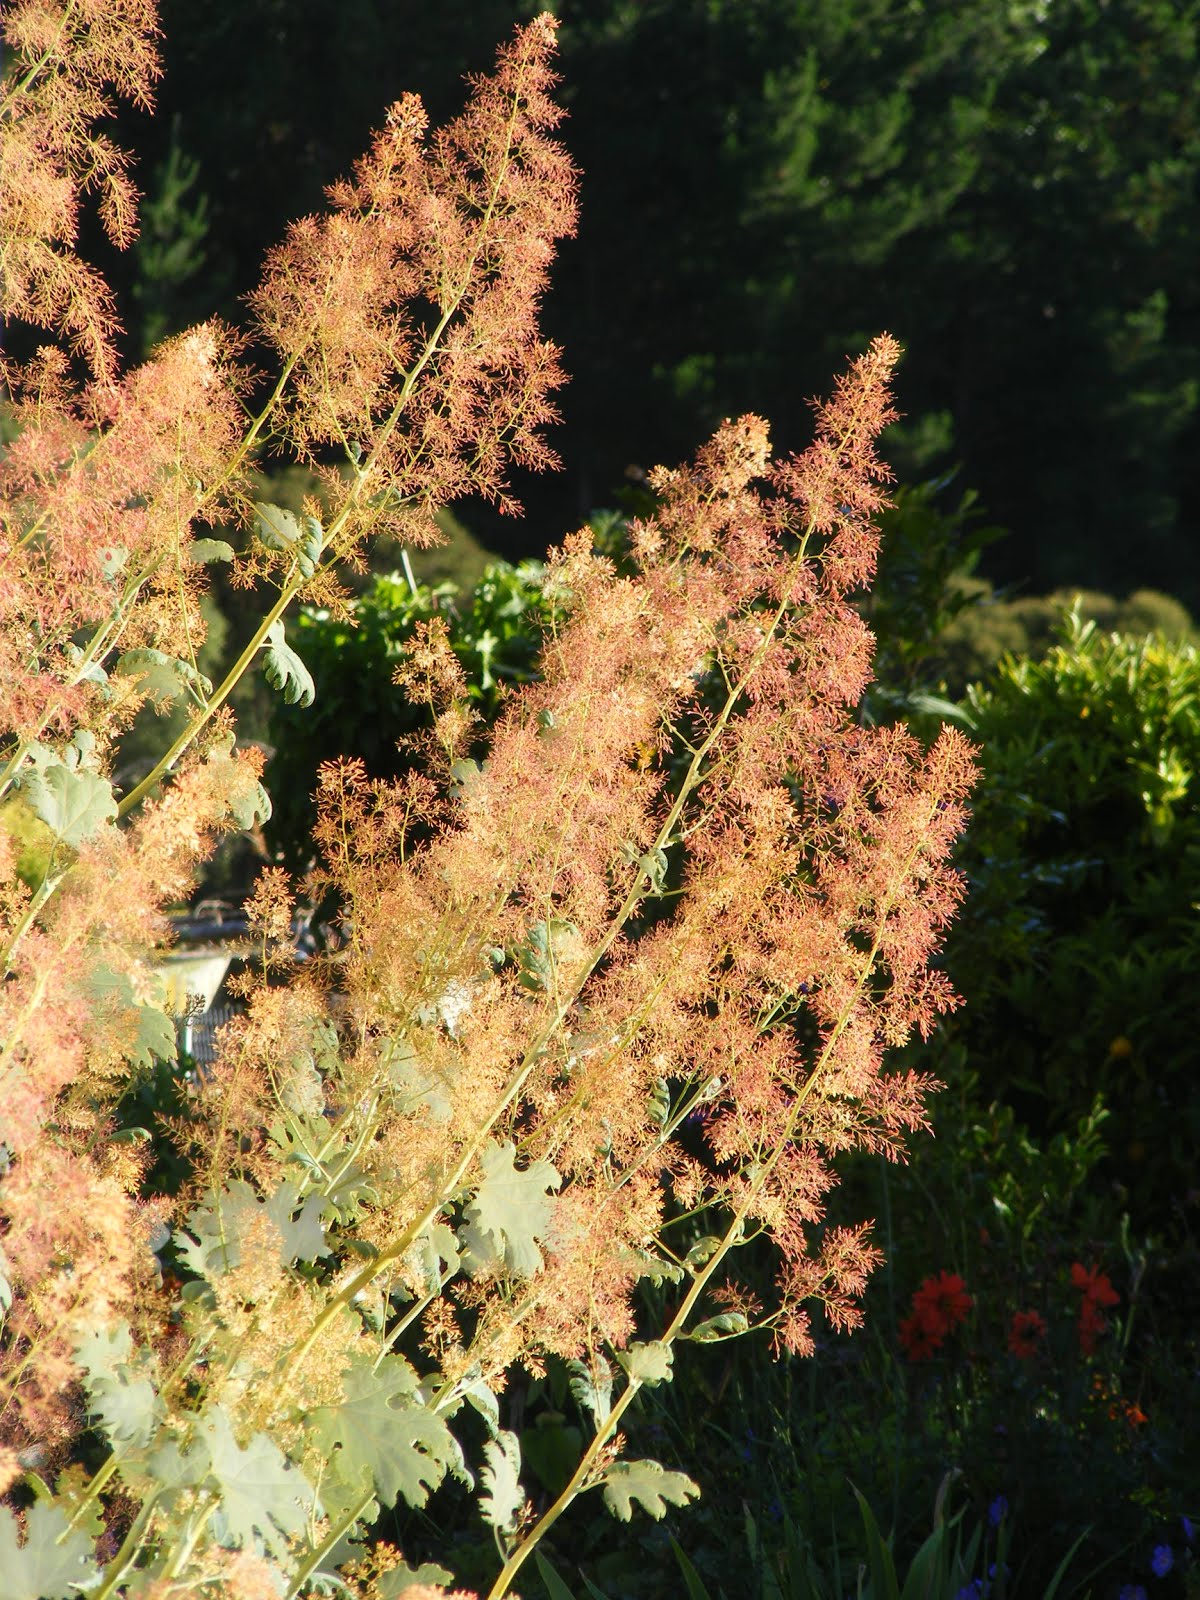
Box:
[107,0,1200,603]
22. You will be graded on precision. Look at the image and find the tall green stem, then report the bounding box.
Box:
[89,1491,160,1600]
[116,568,303,816]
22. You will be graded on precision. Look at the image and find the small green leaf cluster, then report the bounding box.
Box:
[265,560,556,870]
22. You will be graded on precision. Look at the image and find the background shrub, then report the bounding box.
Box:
[265,560,555,872]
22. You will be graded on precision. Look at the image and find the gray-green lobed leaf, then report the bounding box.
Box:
[458,1139,561,1278]
[0,1500,100,1600]
[201,732,273,828]
[74,1320,162,1451]
[403,1218,459,1296]
[307,1353,462,1510]
[188,537,235,564]
[264,1177,330,1263]
[686,1310,749,1342]
[114,647,213,706]
[199,1407,314,1560]
[479,1428,524,1535]
[176,1178,329,1280]
[87,966,177,1068]
[619,1340,674,1386]
[262,617,316,707]
[255,501,301,550]
[567,1354,613,1428]
[377,1560,456,1597]
[22,761,117,847]
[600,1458,701,1522]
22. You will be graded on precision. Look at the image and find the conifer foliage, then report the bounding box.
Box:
[0,6,975,1595]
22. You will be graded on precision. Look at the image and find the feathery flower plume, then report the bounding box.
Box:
[0,0,162,380]
[249,14,577,557]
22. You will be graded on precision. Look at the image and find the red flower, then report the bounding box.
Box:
[1070,1262,1119,1307]
[912,1271,973,1336]
[899,1312,944,1361]
[1077,1296,1109,1355]
[1008,1309,1047,1359]
[1070,1262,1119,1355]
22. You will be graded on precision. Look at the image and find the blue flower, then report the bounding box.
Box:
[989,1496,1009,1529]
[1120,1586,1148,1600]
[1151,1547,1174,1578]
[956,1582,983,1600]
[1182,1516,1196,1545]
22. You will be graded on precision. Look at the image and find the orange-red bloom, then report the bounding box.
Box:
[1070,1262,1119,1307]
[898,1270,972,1360]
[1077,1297,1107,1355]
[899,1311,944,1361]
[912,1270,973,1336]
[1071,1262,1119,1354]
[1008,1308,1047,1359]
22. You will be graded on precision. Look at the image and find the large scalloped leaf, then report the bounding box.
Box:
[265,1178,329,1263]
[685,1310,749,1343]
[176,1178,329,1281]
[459,1139,561,1278]
[600,1458,700,1522]
[74,1320,162,1451]
[567,1354,613,1428]
[619,1340,674,1386]
[308,1353,461,1510]
[22,761,116,847]
[188,537,235,565]
[255,501,301,550]
[0,1501,100,1600]
[377,1559,456,1597]
[201,732,273,828]
[87,965,176,1067]
[479,1428,524,1535]
[114,647,212,707]
[200,1408,314,1560]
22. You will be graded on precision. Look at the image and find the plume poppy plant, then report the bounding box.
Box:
[0,5,978,1596]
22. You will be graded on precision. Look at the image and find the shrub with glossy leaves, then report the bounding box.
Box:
[942,612,1200,1250]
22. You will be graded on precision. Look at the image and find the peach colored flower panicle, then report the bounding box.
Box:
[318,332,976,1375]
[249,15,578,554]
[1,0,162,379]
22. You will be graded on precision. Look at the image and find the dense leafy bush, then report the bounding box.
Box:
[941,614,1200,1261]
[936,587,1196,696]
